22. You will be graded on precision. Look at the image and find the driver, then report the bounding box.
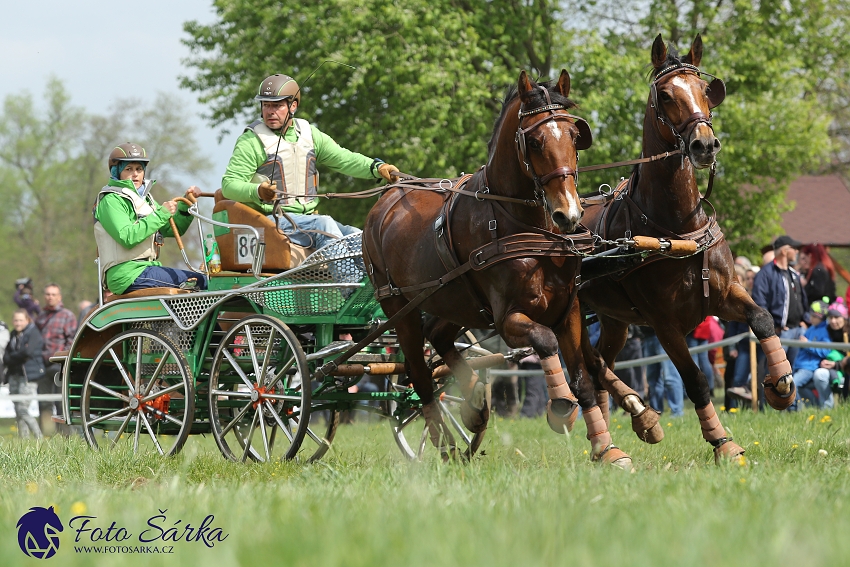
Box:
[221,74,401,251]
[93,143,208,295]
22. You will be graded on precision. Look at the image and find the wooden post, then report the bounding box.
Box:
[750,335,758,412]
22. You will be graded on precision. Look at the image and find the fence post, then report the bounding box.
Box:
[749,335,758,412]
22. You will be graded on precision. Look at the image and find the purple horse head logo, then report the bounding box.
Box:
[17,506,63,559]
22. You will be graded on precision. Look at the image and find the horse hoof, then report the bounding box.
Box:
[546,398,579,434]
[593,445,634,471]
[632,407,664,444]
[714,440,746,465]
[460,381,489,433]
[764,376,797,410]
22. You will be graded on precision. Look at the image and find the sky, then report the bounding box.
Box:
[0,0,236,189]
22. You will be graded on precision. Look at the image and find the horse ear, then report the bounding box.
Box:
[651,34,667,69]
[684,34,703,67]
[555,69,571,97]
[518,70,534,98]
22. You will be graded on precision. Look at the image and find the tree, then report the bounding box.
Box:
[181,0,566,225]
[0,79,212,318]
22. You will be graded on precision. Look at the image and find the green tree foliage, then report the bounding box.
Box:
[181,0,565,224]
[0,79,212,319]
[183,0,845,259]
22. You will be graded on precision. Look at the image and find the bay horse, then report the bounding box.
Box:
[363,70,631,467]
[578,34,796,462]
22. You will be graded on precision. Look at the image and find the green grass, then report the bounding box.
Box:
[1,405,849,567]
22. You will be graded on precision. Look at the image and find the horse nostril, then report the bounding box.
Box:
[690,139,705,154]
[552,211,568,226]
[713,138,721,151]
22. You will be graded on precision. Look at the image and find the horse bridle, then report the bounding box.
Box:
[515,86,593,199]
[650,63,726,165]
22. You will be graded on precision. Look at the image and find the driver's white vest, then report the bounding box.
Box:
[94,183,159,278]
[246,118,318,206]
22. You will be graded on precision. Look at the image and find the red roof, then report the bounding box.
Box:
[781,175,850,246]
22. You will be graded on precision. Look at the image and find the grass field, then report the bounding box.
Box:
[1,403,849,567]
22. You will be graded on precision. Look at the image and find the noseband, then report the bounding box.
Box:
[515,86,592,198]
[650,63,726,163]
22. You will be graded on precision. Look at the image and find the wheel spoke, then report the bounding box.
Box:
[304,425,327,448]
[211,389,253,399]
[87,406,131,427]
[223,348,256,390]
[109,348,136,394]
[262,393,304,402]
[439,400,471,446]
[139,410,164,455]
[272,355,296,385]
[89,380,130,402]
[258,327,276,386]
[220,401,252,436]
[417,426,428,459]
[258,407,271,461]
[245,325,262,380]
[133,413,141,453]
[264,399,291,440]
[147,406,184,428]
[134,336,143,395]
[397,409,422,432]
[240,410,259,463]
[110,410,134,444]
[144,354,171,397]
[140,381,186,403]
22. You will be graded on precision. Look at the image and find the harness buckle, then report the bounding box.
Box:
[488,220,497,232]
[475,190,486,202]
[640,214,648,224]
[474,251,486,266]
[625,230,632,239]
[701,268,710,281]
[575,275,582,286]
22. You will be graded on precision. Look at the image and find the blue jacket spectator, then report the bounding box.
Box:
[794,320,832,371]
[752,260,808,330]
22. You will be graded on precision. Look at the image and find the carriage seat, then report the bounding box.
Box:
[105,287,191,303]
[212,189,313,273]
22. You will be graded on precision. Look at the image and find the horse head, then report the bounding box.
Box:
[649,34,724,169]
[507,70,592,233]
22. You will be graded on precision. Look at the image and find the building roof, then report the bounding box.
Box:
[781,175,850,246]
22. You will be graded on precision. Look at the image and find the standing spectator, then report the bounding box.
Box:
[687,317,715,391]
[3,309,44,438]
[797,243,836,306]
[613,325,644,395]
[35,283,77,430]
[77,299,96,325]
[751,235,808,366]
[641,326,684,417]
[0,318,9,386]
[13,278,41,319]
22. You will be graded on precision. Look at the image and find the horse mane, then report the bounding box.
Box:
[487,80,577,156]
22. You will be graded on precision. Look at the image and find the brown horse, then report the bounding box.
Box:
[578,34,796,462]
[363,70,631,467]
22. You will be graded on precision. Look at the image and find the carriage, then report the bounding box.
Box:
[50,192,510,462]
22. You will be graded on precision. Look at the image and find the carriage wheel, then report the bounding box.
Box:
[389,333,491,461]
[80,329,195,457]
[208,315,311,462]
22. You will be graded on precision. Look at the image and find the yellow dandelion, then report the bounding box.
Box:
[820,416,832,424]
[737,455,747,466]
[806,439,813,444]
[583,450,588,455]
[720,405,726,411]
[663,455,667,460]
[25,482,38,494]
[667,422,673,427]
[616,425,622,429]
[753,441,760,445]
[740,478,746,483]
[70,501,87,516]
[10,425,17,432]
[730,408,738,413]
[792,444,799,449]
[807,415,815,422]
[612,418,618,423]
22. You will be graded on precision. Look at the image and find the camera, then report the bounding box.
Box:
[15,277,33,292]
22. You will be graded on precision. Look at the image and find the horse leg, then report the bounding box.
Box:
[585,316,663,444]
[717,282,796,410]
[382,298,456,459]
[558,304,632,470]
[424,318,489,433]
[501,312,579,433]
[655,327,745,463]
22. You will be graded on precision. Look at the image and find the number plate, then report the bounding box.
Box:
[234,228,263,264]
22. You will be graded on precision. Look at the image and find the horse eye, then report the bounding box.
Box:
[528,138,543,151]
[659,91,673,101]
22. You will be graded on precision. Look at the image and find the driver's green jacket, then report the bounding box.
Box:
[221,121,380,215]
[94,178,193,294]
